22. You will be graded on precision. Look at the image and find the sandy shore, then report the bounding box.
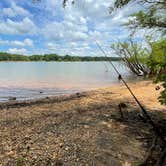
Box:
[0,80,165,165]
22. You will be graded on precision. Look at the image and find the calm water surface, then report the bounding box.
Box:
[0,62,135,101]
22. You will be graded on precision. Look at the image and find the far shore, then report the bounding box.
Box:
[0,60,122,62]
[0,80,165,165]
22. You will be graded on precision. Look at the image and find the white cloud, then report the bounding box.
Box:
[0,17,37,35]
[0,38,33,47]
[80,17,87,24]
[24,38,33,46]
[2,8,15,17]
[2,2,31,17]
[42,18,88,41]
[7,48,28,55]
[39,0,141,56]
[0,40,9,45]
[0,0,143,56]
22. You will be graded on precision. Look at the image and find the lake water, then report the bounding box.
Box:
[0,62,135,102]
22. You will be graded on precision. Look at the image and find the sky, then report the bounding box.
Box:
[0,0,142,56]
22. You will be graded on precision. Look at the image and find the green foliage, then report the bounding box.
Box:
[0,52,122,62]
[62,1,166,34]
[147,39,166,104]
[0,52,29,61]
[110,0,166,105]
[43,54,59,61]
[16,156,25,166]
[112,0,166,34]
[111,40,149,76]
[147,39,166,74]
[29,55,43,61]
[112,38,166,104]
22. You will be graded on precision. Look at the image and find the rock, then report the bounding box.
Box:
[118,102,127,108]
[59,143,64,148]
[8,97,16,101]
[155,85,160,91]
[52,152,58,159]
[76,92,81,98]
[24,135,31,140]
[6,150,15,156]
[27,145,30,151]
[55,160,63,166]
[84,125,89,129]
[65,146,69,151]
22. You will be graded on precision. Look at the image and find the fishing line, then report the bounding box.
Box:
[96,41,166,145]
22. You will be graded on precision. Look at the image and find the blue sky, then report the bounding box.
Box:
[0,0,142,56]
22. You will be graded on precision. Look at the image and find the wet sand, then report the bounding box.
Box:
[0,80,165,165]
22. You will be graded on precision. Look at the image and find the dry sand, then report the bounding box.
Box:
[0,80,165,166]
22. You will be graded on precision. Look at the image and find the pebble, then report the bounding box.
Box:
[84,125,89,129]
[76,92,81,98]
[59,143,64,148]
[6,151,15,156]
[65,147,69,151]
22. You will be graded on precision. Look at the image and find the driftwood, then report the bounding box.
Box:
[140,135,158,166]
[139,122,166,166]
[156,148,166,166]
[117,105,166,165]
[142,137,166,166]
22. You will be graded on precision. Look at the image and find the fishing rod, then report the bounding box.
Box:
[96,42,166,145]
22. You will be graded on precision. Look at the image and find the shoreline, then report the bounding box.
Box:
[0,80,165,165]
[0,78,157,108]
[0,91,89,109]
[0,78,143,109]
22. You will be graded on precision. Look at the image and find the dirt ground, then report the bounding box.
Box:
[0,81,165,166]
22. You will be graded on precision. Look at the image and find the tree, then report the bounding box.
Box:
[111,0,166,34]
[111,39,150,76]
[43,54,59,61]
[110,0,166,105]
[147,39,166,104]
[29,55,43,61]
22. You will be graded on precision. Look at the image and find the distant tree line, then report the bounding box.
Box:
[0,52,122,62]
